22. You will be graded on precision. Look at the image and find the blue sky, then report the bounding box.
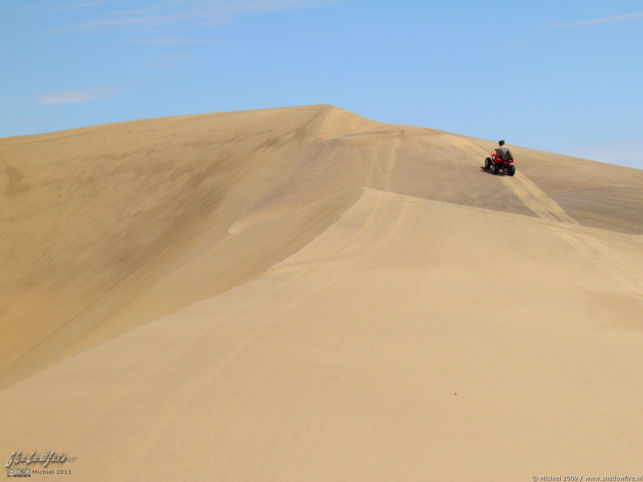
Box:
[1,0,642,168]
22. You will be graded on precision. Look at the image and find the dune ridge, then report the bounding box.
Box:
[1,105,642,480]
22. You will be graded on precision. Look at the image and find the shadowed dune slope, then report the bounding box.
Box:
[1,105,642,480]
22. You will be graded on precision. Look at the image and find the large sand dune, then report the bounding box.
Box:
[1,105,642,480]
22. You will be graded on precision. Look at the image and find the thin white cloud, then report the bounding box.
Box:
[33,88,115,105]
[123,37,218,46]
[56,0,338,33]
[154,50,198,69]
[55,1,106,10]
[156,51,196,59]
[541,11,643,29]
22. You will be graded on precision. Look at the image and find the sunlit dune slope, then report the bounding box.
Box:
[1,104,642,385]
[1,188,642,481]
[1,105,642,481]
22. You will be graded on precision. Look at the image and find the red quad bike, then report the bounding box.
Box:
[484,152,516,176]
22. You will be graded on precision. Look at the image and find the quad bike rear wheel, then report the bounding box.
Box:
[507,165,516,176]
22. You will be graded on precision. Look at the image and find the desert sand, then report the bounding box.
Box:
[1,105,642,481]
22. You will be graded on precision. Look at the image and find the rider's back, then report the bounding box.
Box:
[497,145,511,161]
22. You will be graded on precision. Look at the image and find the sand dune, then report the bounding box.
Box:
[1,105,642,480]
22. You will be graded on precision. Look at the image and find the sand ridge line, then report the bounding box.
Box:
[382,135,401,191]
[0,106,359,387]
[222,191,418,481]
[68,190,417,479]
[269,128,405,277]
[2,183,642,479]
[551,225,643,298]
[281,204,424,481]
[444,135,642,297]
[504,172,577,224]
[502,162,641,297]
[267,189,386,276]
[495,160,640,296]
[48,188,366,440]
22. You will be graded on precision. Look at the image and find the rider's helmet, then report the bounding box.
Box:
[498,140,505,146]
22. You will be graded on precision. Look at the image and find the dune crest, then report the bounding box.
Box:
[1,106,642,480]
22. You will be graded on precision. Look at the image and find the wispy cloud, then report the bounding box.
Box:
[540,11,643,30]
[123,36,218,46]
[156,51,196,60]
[55,1,106,10]
[154,50,198,69]
[56,0,338,33]
[33,87,115,105]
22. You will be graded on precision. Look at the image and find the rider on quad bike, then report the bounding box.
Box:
[484,140,516,176]
[496,140,514,163]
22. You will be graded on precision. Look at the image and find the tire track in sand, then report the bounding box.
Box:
[279,192,417,481]
[461,138,642,298]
